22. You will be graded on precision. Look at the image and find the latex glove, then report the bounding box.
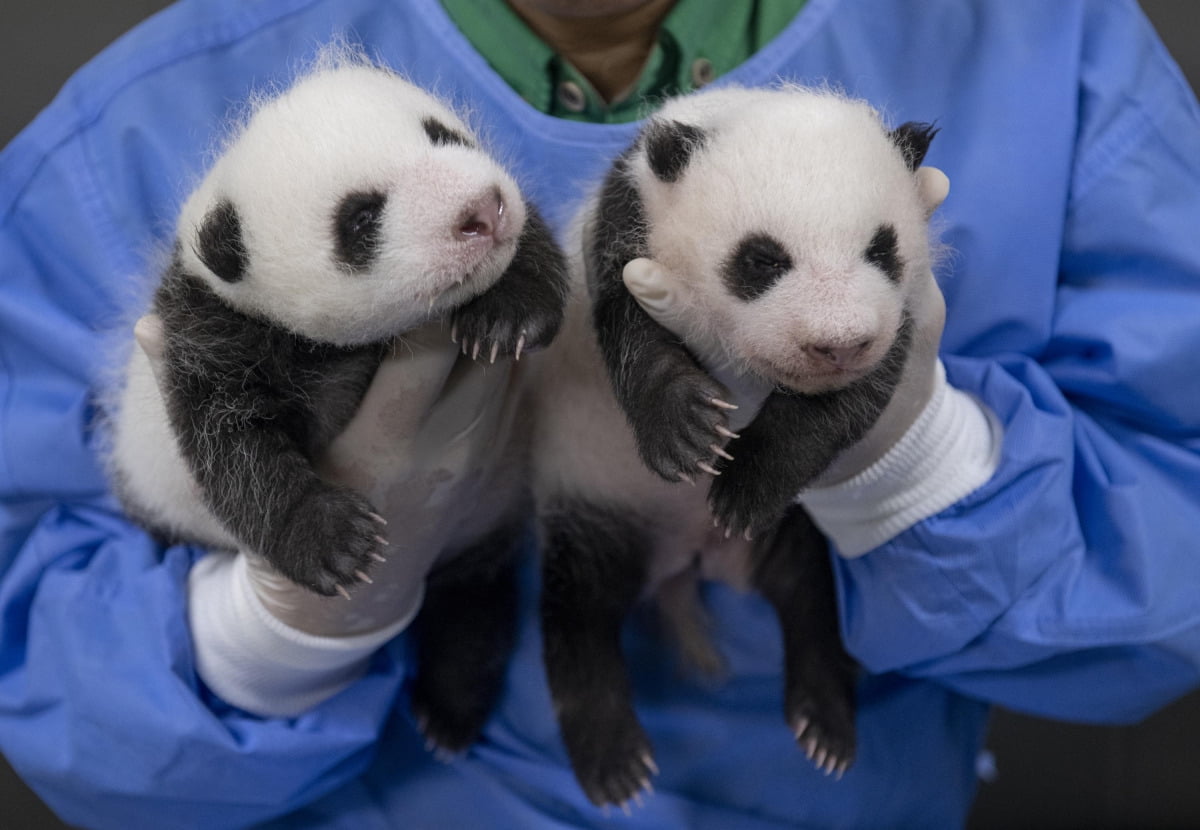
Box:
[623,167,1000,556]
[135,315,524,713]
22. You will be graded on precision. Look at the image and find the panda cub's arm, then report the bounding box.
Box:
[707,319,912,538]
[451,205,568,360]
[585,145,736,484]
[155,262,386,597]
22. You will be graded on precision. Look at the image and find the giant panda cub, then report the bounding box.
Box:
[107,54,567,751]
[530,85,941,808]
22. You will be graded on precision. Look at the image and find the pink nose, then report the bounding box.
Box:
[805,340,873,368]
[457,188,504,239]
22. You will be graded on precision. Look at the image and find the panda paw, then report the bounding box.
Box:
[561,708,658,811]
[268,484,387,596]
[787,674,857,780]
[451,286,563,362]
[707,466,788,540]
[630,367,737,484]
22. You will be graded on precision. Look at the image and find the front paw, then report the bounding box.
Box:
[451,287,563,363]
[708,465,790,539]
[629,367,738,484]
[267,485,386,596]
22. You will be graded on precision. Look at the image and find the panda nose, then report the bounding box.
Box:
[457,188,504,239]
[805,339,873,368]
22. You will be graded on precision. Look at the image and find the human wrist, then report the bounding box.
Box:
[798,362,1002,557]
[187,552,419,716]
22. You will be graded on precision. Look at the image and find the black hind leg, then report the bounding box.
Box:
[540,500,655,809]
[409,523,522,757]
[750,505,857,777]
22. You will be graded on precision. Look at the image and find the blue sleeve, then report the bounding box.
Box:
[835,3,1200,724]
[0,40,405,830]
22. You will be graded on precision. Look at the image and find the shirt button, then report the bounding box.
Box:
[556,80,587,113]
[691,57,715,88]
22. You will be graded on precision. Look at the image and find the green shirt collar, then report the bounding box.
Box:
[440,0,807,123]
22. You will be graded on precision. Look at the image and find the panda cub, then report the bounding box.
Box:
[531,85,940,808]
[107,55,566,750]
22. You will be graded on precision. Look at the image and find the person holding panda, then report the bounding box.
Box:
[1,0,1198,828]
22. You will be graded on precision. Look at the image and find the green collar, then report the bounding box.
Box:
[440,0,807,123]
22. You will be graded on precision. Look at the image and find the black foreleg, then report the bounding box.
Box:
[709,316,914,536]
[451,205,569,360]
[540,499,656,808]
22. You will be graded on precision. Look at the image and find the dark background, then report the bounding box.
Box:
[2,2,1199,828]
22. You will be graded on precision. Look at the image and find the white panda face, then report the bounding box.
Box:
[635,88,935,394]
[177,63,527,346]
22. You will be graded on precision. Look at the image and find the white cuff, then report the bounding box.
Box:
[797,362,1002,558]
[187,552,419,716]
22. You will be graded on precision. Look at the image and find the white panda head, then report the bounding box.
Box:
[175,59,528,346]
[629,86,940,394]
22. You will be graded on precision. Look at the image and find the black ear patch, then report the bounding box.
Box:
[643,120,706,183]
[864,224,903,283]
[889,121,939,171]
[334,190,387,271]
[196,200,248,283]
[724,233,794,301]
[422,117,472,148]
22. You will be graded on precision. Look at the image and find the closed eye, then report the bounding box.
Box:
[334,191,387,271]
[723,233,793,301]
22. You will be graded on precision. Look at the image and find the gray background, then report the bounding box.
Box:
[2,2,1198,828]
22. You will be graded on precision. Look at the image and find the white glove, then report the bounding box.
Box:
[622,167,1000,556]
[136,315,525,714]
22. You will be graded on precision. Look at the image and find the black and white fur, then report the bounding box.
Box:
[106,56,567,751]
[530,85,939,808]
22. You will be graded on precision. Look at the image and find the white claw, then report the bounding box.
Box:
[489,341,499,364]
[368,512,388,526]
[336,585,352,601]
[709,397,739,411]
[621,802,632,817]
[743,527,754,542]
[642,754,659,775]
[715,424,741,439]
[710,443,734,461]
[450,323,458,343]
[461,339,468,356]
[471,340,481,361]
[632,791,645,808]
[697,461,721,476]
[677,472,696,486]
[713,517,721,528]
[355,570,373,585]
[370,552,388,563]
[724,527,732,539]
[805,737,818,759]
[515,333,526,361]
[794,717,810,740]
[815,748,828,770]
[374,535,389,547]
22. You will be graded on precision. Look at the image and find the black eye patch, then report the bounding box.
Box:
[334,190,387,271]
[864,224,903,283]
[422,117,472,148]
[723,233,793,301]
[195,199,248,283]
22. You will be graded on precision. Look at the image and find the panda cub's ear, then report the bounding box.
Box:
[195,199,248,283]
[889,121,939,171]
[643,119,707,183]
